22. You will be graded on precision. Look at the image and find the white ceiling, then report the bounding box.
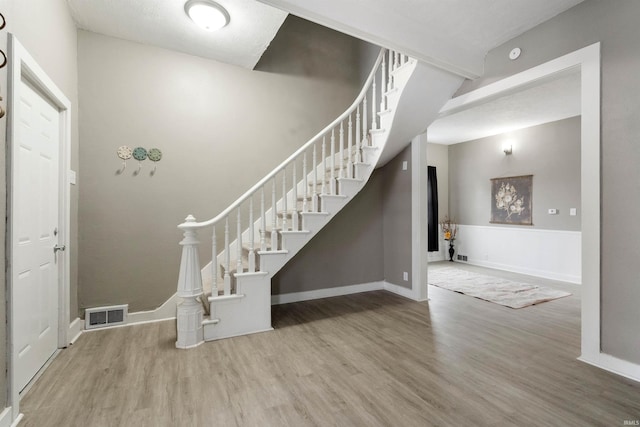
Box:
[427,71,581,145]
[66,0,287,69]
[258,0,584,77]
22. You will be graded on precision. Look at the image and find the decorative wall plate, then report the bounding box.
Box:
[132,147,148,161]
[148,148,162,162]
[117,145,132,160]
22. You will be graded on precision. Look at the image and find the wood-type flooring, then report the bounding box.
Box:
[19,265,640,426]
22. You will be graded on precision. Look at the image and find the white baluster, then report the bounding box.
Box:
[363,96,368,147]
[282,168,287,231]
[271,179,277,250]
[302,152,308,213]
[388,49,393,90]
[248,197,255,273]
[347,113,353,179]
[260,186,266,252]
[380,53,387,112]
[292,162,299,231]
[236,209,242,275]
[312,143,319,211]
[372,75,377,131]
[321,136,327,196]
[330,128,336,194]
[395,52,400,70]
[176,215,204,349]
[339,121,344,180]
[224,216,231,295]
[211,225,218,297]
[355,105,361,166]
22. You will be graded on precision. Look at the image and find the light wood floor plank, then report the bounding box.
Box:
[19,264,640,426]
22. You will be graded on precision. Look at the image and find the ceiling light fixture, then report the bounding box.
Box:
[185,0,230,31]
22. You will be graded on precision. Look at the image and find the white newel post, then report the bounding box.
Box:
[176,215,204,349]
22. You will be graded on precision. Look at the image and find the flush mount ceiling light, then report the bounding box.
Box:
[185,0,230,31]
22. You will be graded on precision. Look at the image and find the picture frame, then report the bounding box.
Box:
[490,175,533,225]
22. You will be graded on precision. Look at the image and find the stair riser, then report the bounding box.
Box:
[301,213,330,233]
[280,232,310,253]
[337,179,362,198]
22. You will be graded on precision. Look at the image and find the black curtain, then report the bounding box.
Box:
[427,166,439,252]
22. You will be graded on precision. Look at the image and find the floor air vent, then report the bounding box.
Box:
[85,304,128,330]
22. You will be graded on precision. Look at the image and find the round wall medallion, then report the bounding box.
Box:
[117,145,132,160]
[148,148,163,162]
[132,147,148,161]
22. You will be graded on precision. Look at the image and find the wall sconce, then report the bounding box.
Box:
[502,142,513,155]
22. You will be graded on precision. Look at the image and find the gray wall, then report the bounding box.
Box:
[273,145,412,293]
[456,0,640,364]
[77,23,374,312]
[382,145,412,288]
[448,117,581,231]
[272,172,384,294]
[426,142,449,221]
[0,0,79,408]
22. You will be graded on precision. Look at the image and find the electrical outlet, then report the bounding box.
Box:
[570,208,577,216]
[548,208,558,215]
[402,161,408,171]
[403,272,408,281]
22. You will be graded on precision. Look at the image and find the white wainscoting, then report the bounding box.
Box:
[453,225,581,284]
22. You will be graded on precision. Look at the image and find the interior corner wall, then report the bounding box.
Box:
[455,0,640,365]
[1,0,79,409]
[382,144,412,288]
[77,26,371,313]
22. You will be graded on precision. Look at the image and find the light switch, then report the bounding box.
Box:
[570,208,577,216]
[548,208,557,215]
[69,170,77,185]
[402,161,408,171]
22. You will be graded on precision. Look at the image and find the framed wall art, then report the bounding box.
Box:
[490,175,533,225]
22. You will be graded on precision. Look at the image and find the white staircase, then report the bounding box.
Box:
[175,48,462,348]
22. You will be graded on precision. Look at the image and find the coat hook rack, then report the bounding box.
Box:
[148,148,162,176]
[116,145,132,174]
[132,147,147,176]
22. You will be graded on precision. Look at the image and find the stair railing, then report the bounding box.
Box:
[175,48,410,348]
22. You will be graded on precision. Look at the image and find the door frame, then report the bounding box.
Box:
[415,42,631,378]
[7,34,71,422]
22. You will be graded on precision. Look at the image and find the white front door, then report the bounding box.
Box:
[13,78,61,392]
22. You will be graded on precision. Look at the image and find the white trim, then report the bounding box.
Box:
[454,224,582,284]
[463,259,580,285]
[411,136,428,301]
[439,43,601,369]
[0,408,13,427]
[578,354,640,384]
[271,282,385,305]
[10,414,23,427]
[7,35,72,424]
[383,281,422,301]
[127,293,178,324]
[67,318,83,345]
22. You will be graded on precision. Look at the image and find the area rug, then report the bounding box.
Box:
[428,266,571,309]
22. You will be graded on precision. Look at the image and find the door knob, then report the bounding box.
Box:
[53,244,66,253]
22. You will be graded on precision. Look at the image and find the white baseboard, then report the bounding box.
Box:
[126,293,178,324]
[579,353,640,384]
[464,258,581,284]
[84,294,178,332]
[68,317,83,345]
[0,408,12,427]
[383,281,423,301]
[0,408,22,427]
[272,282,385,305]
